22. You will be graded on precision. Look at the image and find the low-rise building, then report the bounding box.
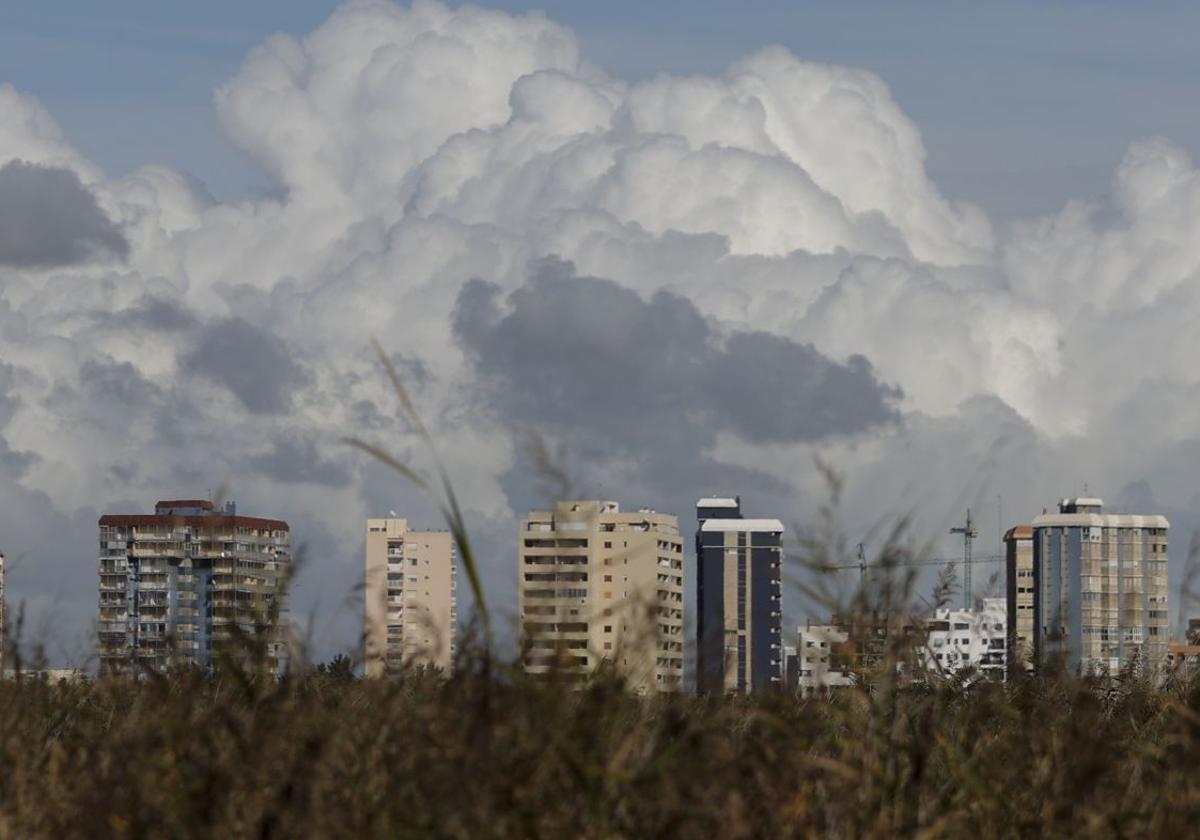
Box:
[795,622,854,695]
[920,597,1007,681]
[1166,643,1200,676]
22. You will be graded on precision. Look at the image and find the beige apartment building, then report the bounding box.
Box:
[518,501,684,693]
[364,518,457,676]
[1004,525,1035,671]
[1032,498,1169,673]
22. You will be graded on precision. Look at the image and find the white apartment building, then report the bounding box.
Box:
[795,622,854,695]
[921,597,1007,681]
[364,518,457,676]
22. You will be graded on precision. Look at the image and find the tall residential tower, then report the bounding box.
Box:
[518,501,684,693]
[1004,525,1035,671]
[696,497,784,693]
[1032,497,1169,673]
[364,518,457,676]
[0,549,5,670]
[98,499,291,675]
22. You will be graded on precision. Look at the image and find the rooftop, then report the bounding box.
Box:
[696,497,739,508]
[701,518,785,533]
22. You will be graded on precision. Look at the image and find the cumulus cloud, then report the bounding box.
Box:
[455,258,899,453]
[180,318,308,415]
[3,0,1200,661]
[0,160,127,267]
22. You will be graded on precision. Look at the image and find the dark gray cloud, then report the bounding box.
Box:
[454,259,900,579]
[180,317,307,415]
[107,296,199,332]
[248,432,352,487]
[0,160,128,267]
[454,257,899,454]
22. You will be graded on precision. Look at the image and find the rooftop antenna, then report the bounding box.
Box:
[951,509,979,610]
[857,543,867,586]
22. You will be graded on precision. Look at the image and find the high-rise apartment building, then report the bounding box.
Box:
[696,497,784,693]
[364,518,457,676]
[1004,525,1035,671]
[518,501,684,693]
[0,549,5,670]
[1032,497,1169,673]
[98,500,291,675]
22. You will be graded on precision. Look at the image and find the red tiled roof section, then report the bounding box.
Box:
[98,514,289,532]
[155,500,214,510]
[1004,525,1034,540]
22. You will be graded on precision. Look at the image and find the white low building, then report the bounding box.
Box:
[921,597,1007,681]
[795,622,854,694]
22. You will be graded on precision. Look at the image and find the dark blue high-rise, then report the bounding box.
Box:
[695,496,784,692]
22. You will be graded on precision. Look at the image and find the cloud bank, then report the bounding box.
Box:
[2,0,1200,660]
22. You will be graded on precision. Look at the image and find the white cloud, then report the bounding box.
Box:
[3,0,1200,660]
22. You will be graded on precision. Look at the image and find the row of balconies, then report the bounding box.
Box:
[523,621,589,635]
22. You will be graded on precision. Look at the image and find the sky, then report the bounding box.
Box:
[5,1,1200,214]
[3,1,1200,665]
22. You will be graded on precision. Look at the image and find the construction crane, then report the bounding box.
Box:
[950,509,979,610]
[828,540,1002,605]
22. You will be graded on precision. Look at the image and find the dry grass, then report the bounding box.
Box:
[1,642,1200,838]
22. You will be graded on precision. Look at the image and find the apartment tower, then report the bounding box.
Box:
[0,550,5,670]
[98,500,291,675]
[1004,525,1035,671]
[518,501,684,692]
[364,518,457,676]
[1032,497,1169,673]
[696,497,785,693]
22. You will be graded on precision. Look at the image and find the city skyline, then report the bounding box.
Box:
[48,487,1189,679]
[6,1,1200,668]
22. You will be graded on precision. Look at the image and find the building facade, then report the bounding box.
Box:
[921,597,1007,681]
[794,622,854,695]
[364,518,457,676]
[696,497,784,693]
[1004,525,1035,671]
[518,501,684,693]
[1032,497,1169,673]
[0,549,5,670]
[98,500,291,675]
[1166,642,1200,677]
